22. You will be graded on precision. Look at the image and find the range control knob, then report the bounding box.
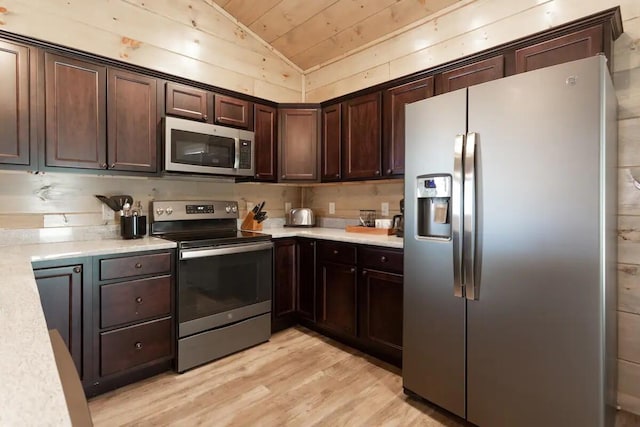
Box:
[165,207,173,215]
[155,208,165,216]
[225,205,231,213]
[231,205,237,213]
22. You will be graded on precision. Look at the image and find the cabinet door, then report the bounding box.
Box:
[278,108,319,182]
[342,92,381,180]
[273,238,297,331]
[44,53,107,169]
[297,239,316,321]
[359,268,403,360]
[107,68,158,172]
[317,261,358,337]
[165,82,210,122]
[436,55,504,95]
[383,77,434,177]
[214,94,253,130]
[321,104,341,181]
[254,103,277,181]
[0,40,31,166]
[34,265,84,377]
[515,25,603,73]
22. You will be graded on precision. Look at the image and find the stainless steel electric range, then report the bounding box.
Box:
[150,200,273,373]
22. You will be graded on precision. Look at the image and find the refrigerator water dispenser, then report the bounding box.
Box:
[416,175,452,240]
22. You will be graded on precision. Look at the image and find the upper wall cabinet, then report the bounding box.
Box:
[342,93,382,180]
[254,103,277,181]
[278,108,320,182]
[0,39,32,166]
[214,94,253,130]
[436,55,505,95]
[165,82,210,122]
[515,25,603,74]
[383,77,434,177]
[321,104,341,182]
[43,52,158,173]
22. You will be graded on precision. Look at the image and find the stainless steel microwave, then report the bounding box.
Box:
[164,116,254,177]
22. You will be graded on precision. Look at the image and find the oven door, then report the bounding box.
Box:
[177,241,273,338]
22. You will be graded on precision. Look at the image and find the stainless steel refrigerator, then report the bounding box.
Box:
[403,55,617,427]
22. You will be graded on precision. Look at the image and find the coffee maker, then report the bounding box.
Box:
[393,199,404,237]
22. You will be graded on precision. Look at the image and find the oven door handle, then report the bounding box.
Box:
[180,241,273,260]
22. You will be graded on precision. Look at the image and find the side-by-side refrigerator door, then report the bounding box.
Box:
[403,88,467,418]
[465,57,606,427]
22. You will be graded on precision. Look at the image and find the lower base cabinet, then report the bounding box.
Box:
[272,238,403,365]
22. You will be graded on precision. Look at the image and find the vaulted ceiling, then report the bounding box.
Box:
[212,0,461,71]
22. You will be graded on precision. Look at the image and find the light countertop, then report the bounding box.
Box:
[0,237,176,427]
[262,227,404,249]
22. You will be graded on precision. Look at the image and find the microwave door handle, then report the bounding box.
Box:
[233,138,240,169]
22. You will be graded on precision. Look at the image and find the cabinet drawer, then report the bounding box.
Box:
[100,317,172,377]
[100,275,171,328]
[317,241,356,264]
[359,247,403,273]
[100,252,171,281]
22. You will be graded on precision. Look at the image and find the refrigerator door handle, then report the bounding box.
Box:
[452,134,465,298]
[464,132,478,300]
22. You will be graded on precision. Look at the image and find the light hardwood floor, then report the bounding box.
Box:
[88,326,464,426]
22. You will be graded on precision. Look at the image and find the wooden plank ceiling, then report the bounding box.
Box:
[212,0,461,71]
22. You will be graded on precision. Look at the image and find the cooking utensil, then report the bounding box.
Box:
[255,201,265,215]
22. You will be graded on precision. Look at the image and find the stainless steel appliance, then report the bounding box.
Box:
[286,208,315,227]
[403,56,617,427]
[150,200,272,372]
[164,116,255,177]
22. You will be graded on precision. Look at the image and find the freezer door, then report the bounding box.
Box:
[403,89,466,418]
[466,56,608,427]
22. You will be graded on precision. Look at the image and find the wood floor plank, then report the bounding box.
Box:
[88,326,464,426]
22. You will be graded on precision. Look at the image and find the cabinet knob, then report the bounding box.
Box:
[362,270,368,276]
[381,256,388,263]
[375,170,380,175]
[100,163,107,169]
[281,175,286,179]
[333,249,339,255]
[310,242,314,247]
[110,163,116,169]
[73,266,82,274]
[335,174,339,178]
[135,262,142,269]
[135,342,143,350]
[203,115,208,121]
[387,169,392,174]
[135,297,143,304]
[350,268,356,273]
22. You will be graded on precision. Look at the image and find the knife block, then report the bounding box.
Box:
[240,211,263,231]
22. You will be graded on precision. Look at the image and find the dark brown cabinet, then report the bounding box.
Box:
[33,264,85,377]
[214,94,253,130]
[316,241,358,337]
[297,239,316,321]
[165,82,210,121]
[383,77,434,177]
[278,108,320,182]
[436,55,505,94]
[107,68,158,173]
[44,52,107,170]
[515,25,603,73]
[254,103,277,181]
[0,39,32,166]
[321,104,341,181]
[342,92,382,180]
[273,238,297,332]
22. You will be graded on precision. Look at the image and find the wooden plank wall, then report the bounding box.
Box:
[0,171,301,230]
[302,0,640,415]
[0,0,302,102]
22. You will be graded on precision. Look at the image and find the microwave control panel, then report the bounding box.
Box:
[238,140,252,169]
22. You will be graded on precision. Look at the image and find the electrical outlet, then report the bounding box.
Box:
[285,202,292,212]
[329,202,335,215]
[102,204,113,221]
[381,202,389,217]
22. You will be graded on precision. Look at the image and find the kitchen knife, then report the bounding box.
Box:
[256,214,268,224]
[255,201,266,215]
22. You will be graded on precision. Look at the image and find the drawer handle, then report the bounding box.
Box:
[135,342,143,350]
[333,250,339,255]
[135,262,142,269]
[381,256,388,263]
[135,297,143,304]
